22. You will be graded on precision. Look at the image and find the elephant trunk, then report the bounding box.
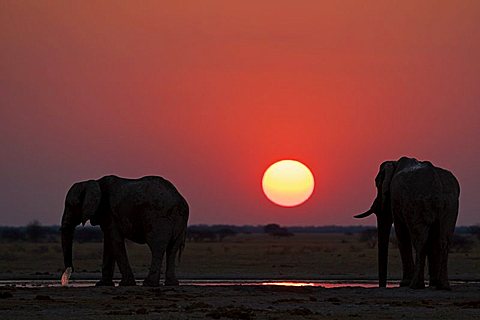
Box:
[61,227,74,271]
[377,216,392,287]
[61,209,78,272]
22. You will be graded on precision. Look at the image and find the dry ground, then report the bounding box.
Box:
[1,284,479,319]
[0,234,478,280]
[0,234,479,319]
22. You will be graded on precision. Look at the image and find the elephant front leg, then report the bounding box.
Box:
[114,243,136,286]
[108,226,136,286]
[95,238,115,287]
[427,251,439,287]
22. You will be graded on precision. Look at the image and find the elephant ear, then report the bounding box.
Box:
[379,161,396,212]
[81,180,101,226]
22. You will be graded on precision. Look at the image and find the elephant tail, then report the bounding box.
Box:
[177,226,187,264]
[176,200,189,264]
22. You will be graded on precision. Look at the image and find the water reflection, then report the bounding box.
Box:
[259,281,383,288]
[0,279,399,288]
[261,281,317,287]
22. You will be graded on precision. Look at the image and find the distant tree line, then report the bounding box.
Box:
[358,226,479,252]
[187,227,238,242]
[186,223,296,242]
[182,224,410,234]
[1,221,479,244]
[0,220,103,243]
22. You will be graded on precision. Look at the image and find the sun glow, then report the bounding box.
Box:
[262,160,314,207]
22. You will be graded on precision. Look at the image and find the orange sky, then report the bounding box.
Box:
[1,1,479,226]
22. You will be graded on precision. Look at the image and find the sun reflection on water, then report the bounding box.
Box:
[0,279,401,288]
[261,281,317,287]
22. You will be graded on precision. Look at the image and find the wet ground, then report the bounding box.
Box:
[1,235,478,318]
[0,282,479,319]
[0,279,399,288]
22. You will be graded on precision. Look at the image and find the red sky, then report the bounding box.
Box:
[1,1,479,226]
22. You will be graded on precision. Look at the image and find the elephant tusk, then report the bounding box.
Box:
[61,267,72,287]
[354,209,374,219]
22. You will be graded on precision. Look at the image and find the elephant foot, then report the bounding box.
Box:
[399,279,411,287]
[409,280,425,289]
[164,278,179,286]
[95,280,115,287]
[119,279,136,286]
[142,279,160,287]
[435,281,452,291]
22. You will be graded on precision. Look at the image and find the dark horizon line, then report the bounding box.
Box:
[0,223,477,229]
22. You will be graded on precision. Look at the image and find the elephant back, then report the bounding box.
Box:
[390,161,459,225]
[111,176,187,217]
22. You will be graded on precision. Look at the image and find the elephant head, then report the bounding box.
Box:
[61,180,101,271]
[354,161,397,287]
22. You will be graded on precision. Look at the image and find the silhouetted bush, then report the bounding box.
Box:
[25,220,45,242]
[264,224,281,234]
[264,224,294,237]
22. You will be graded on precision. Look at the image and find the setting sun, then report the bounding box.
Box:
[262,160,315,207]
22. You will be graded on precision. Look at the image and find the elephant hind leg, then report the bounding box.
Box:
[435,201,458,291]
[164,236,182,286]
[427,251,439,287]
[410,225,430,289]
[432,233,451,290]
[394,221,414,287]
[143,229,171,287]
[427,223,440,287]
[436,248,451,291]
[143,246,166,287]
[436,230,455,289]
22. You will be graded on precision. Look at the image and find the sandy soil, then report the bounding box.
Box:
[1,234,478,318]
[1,283,479,319]
[1,234,479,281]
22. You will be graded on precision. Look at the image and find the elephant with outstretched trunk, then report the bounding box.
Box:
[61,175,189,287]
[355,157,459,290]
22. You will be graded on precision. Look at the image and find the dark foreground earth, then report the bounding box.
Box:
[1,284,479,319]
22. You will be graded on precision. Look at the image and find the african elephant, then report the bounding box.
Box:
[61,175,189,287]
[354,157,459,290]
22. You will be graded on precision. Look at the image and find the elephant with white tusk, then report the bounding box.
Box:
[60,175,189,287]
[355,157,459,290]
